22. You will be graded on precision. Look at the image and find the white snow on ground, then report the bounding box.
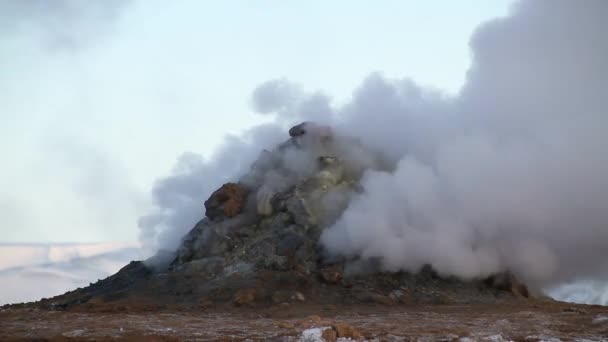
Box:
[296,327,365,342]
[297,327,327,342]
[0,242,140,305]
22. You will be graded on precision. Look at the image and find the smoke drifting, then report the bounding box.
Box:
[138,125,286,253]
[141,0,608,289]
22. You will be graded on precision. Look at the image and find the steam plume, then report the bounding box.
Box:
[141,0,608,290]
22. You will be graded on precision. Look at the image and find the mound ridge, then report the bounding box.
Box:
[25,123,529,311]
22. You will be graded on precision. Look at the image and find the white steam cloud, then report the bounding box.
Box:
[139,125,286,253]
[141,0,608,290]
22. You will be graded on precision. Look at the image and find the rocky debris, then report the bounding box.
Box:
[173,219,234,263]
[4,301,608,341]
[204,182,248,220]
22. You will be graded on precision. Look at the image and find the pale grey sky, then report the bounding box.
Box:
[0,0,513,243]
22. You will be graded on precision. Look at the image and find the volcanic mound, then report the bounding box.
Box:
[28,122,530,311]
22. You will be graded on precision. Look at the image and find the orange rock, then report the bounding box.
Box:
[332,323,362,339]
[204,183,248,219]
[322,328,338,342]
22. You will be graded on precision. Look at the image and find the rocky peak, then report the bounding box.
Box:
[34,122,529,311]
[168,122,529,303]
[174,122,357,271]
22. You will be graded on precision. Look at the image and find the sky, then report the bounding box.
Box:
[0,0,513,243]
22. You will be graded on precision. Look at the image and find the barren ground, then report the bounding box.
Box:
[1,300,607,341]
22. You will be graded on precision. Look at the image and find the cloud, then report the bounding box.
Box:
[0,0,130,50]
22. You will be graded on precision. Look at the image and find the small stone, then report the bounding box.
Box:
[322,328,338,342]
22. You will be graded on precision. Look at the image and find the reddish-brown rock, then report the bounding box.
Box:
[204,182,248,220]
[322,328,338,342]
[332,323,362,339]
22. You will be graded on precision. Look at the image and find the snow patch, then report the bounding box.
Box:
[298,327,328,342]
